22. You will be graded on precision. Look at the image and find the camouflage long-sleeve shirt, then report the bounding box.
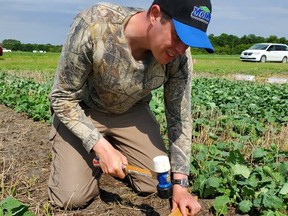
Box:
[50,3,193,175]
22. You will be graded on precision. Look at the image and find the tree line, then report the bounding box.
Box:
[210,34,288,55]
[1,34,288,55]
[194,34,288,54]
[1,39,62,53]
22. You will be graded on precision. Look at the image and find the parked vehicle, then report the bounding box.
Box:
[240,43,288,63]
[3,48,12,52]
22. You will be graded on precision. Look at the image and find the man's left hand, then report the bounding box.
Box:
[171,179,201,216]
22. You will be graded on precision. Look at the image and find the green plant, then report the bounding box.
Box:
[0,73,52,122]
[190,142,288,215]
[0,196,34,216]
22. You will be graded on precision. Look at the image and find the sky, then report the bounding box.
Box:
[1,0,288,45]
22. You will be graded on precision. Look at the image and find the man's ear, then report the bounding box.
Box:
[149,4,161,24]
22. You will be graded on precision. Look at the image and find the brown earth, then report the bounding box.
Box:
[1,104,243,216]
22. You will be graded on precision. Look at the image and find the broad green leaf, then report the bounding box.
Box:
[206,177,222,188]
[213,195,230,216]
[232,164,251,179]
[247,174,258,188]
[253,196,262,208]
[207,102,216,109]
[203,186,217,198]
[279,161,288,176]
[227,150,245,164]
[272,172,285,184]
[261,210,278,216]
[238,200,252,213]
[0,196,23,210]
[192,174,206,195]
[252,148,267,159]
[189,164,198,176]
[241,185,255,197]
[203,177,223,198]
[202,160,219,174]
[194,144,208,161]
[0,196,32,216]
[279,182,288,195]
[262,192,283,210]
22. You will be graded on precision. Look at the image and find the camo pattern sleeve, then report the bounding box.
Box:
[49,14,103,152]
[165,48,193,175]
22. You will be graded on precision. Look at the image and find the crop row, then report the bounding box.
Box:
[0,73,52,122]
[1,72,287,128]
[152,77,288,146]
[192,78,288,125]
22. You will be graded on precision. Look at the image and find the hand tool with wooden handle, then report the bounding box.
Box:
[92,157,158,179]
[92,155,172,199]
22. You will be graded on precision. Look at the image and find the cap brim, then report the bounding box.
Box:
[173,19,214,53]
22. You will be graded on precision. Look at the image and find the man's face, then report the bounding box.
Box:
[148,16,189,65]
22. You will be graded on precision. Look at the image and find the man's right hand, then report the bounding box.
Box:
[92,137,128,179]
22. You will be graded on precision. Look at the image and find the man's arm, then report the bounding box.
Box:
[164,48,193,175]
[50,16,103,152]
[164,49,201,215]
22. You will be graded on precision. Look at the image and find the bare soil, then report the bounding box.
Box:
[1,104,242,216]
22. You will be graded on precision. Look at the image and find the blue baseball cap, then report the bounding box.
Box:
[153,0,214,53]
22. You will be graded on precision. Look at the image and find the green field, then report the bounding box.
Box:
[0,52,59,82]
[0,51,287,215]
[193,54,288,78]
[1,52,288,80]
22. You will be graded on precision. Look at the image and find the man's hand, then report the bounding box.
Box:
[171,173,201,216]
[92,137,128,179]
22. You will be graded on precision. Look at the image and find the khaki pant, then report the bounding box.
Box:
[48,102,167,209]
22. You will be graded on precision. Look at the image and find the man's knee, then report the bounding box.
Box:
[48,184,99,209]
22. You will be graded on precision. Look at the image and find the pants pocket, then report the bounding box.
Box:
[49,114,60,141]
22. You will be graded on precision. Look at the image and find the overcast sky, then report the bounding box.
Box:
[1,0,287,45]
